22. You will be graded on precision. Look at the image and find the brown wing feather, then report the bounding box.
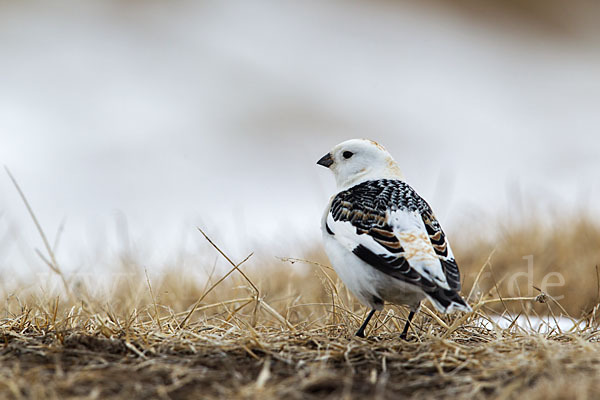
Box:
[330,179,463,292]
[421,210,461,291]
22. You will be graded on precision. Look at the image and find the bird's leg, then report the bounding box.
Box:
[355,309,377,338]
[400,310,416,340]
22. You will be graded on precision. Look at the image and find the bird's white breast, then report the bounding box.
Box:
[321,205,426,310]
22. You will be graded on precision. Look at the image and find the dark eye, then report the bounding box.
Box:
[343,151,354,159]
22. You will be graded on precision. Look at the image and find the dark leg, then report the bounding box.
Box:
[400,310,416,340]
[355,309,377,338]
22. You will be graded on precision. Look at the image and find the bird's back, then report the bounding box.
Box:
[323,179,470,313]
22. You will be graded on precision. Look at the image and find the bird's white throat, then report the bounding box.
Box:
[336,161,404,190]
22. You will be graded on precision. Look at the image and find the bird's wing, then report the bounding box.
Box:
[421,208,461,290]
[326,179,462,295]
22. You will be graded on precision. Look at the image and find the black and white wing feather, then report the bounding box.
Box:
[325,179,468,312]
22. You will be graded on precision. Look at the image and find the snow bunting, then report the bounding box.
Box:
[317,139,471,339]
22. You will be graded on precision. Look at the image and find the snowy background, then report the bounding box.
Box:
[1,0,599,277]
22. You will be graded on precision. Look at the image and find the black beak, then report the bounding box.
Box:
[317,153,334,168]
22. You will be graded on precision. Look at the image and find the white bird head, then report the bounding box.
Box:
[317,139,403,189]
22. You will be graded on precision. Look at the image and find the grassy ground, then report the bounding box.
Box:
[3,316,600,399]
[2,172,600,399]
[2,216,600,400]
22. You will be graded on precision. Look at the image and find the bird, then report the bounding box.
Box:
[317,139,471,339]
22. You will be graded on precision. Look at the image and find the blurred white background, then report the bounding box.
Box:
[1,0,599,278]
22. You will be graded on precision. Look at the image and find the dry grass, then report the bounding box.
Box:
[453,212,600,317]
[2,217,600,400]
[3,172,600,399]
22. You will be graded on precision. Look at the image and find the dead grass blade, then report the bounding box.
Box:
[5,167,71,298]
[178,251,253,329]
[197,227,259,295]
[145,269,162,333]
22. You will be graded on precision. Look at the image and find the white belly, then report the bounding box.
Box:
[322,231,426,310]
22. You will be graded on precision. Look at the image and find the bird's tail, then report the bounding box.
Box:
[426,288,472,314]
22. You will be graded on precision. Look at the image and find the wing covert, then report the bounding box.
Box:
[421,209,461,291]
[329,179,461,292]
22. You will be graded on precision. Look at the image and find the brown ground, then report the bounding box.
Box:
[2,318,600,400]
[2,207,600,399]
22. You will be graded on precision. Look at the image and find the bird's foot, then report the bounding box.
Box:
[399,333,417,342]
